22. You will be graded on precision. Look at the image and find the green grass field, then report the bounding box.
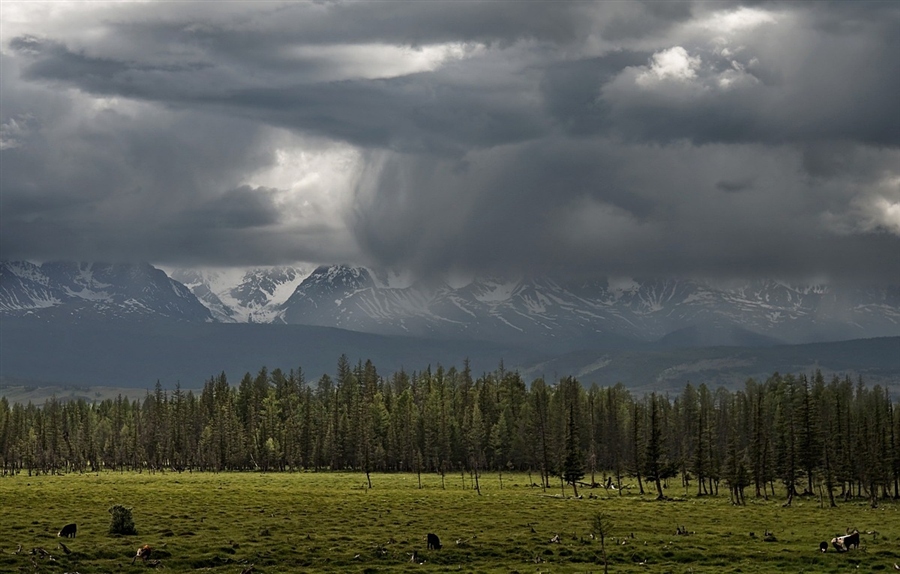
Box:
[1,472,898,573]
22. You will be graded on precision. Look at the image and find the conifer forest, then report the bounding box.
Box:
[1,357,897,508]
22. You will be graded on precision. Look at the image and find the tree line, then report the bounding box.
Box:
[1,357,897,507]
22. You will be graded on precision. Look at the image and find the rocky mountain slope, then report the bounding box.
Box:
[0,261,212,321]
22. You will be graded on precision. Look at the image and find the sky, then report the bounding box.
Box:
[1,1,898,284]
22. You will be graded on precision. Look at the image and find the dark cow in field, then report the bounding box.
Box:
[427,533,442,550]
[58,523,76,538]
[819,541,828,552]
[831,530,860,552]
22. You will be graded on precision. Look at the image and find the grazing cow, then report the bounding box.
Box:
[427,533,442,550]
[132,544,152,564]
[819,541,828,552]
[831,530,860,552]
[58,523,77,538]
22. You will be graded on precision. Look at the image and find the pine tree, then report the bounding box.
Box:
[774,374,800,506]
[643,393,667,500]
[563,403,585,497]
[529,378,552,489]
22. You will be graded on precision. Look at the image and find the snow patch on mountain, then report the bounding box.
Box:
[169,265,314,323]
[0,261,213,320]
[471,277,523,303]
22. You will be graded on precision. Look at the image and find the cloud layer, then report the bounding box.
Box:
[1,1,898,282]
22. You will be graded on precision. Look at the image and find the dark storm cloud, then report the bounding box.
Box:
[9,31,552,154]
[715,179,755,193]
[539,50,651,136]
[600,1,694,42]
[215,76,548,154]
[351,139,900,283]
[599,19,900,147]
[116,1,596,49]
[179,186,282,230]
[0,47,354,266]
[11,2,895,151]
[1,1,898,282]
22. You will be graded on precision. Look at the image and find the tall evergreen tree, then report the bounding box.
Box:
[563,403,585,497]
[643,393,668,500]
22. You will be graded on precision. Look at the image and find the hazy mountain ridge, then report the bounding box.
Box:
[276,265,900,350]
[1,312,896,392]
[522,336,900,393]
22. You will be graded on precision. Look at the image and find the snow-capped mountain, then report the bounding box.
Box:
[168,265,313,323]
[3,260,898,352]
[276,265,900,350]
[0,261,212,321]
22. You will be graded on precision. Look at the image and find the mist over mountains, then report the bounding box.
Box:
[2,261,898,391]
[275,265,900,351]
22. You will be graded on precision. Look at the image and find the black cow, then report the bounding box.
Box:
[58,523,77,538]
[831,530,860,552]
[427,533,442,550]
[819,541,828,552]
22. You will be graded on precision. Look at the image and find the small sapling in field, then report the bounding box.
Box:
[108,504,137,535]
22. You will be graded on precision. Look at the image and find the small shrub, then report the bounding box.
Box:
[108,504,137,535]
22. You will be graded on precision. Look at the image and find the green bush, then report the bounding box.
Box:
[108,504,137,535]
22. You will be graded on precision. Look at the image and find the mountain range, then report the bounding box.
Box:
[275,265,900,350]
[2,260,898,391]
[0,261,212,321]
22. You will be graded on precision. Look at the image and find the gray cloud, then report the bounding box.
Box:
[179,185,282,230]
[599,24,900,147]
[1,1,897,283]
[715,179,755,193]
[351,139,899,283]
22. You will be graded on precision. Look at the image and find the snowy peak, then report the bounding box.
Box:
[169,265,312,323]
[300,265,374,291]
[0,261,212,320]
[168,268,239,322]
[277,266,900,350]
[466,276,524,304]
[233,267,304,308]
[280,265,377,328]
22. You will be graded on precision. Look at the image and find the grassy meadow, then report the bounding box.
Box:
[1,471,899,573]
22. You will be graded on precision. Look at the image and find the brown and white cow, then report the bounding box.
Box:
[131,544,152,564]
[831,530,860,552]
